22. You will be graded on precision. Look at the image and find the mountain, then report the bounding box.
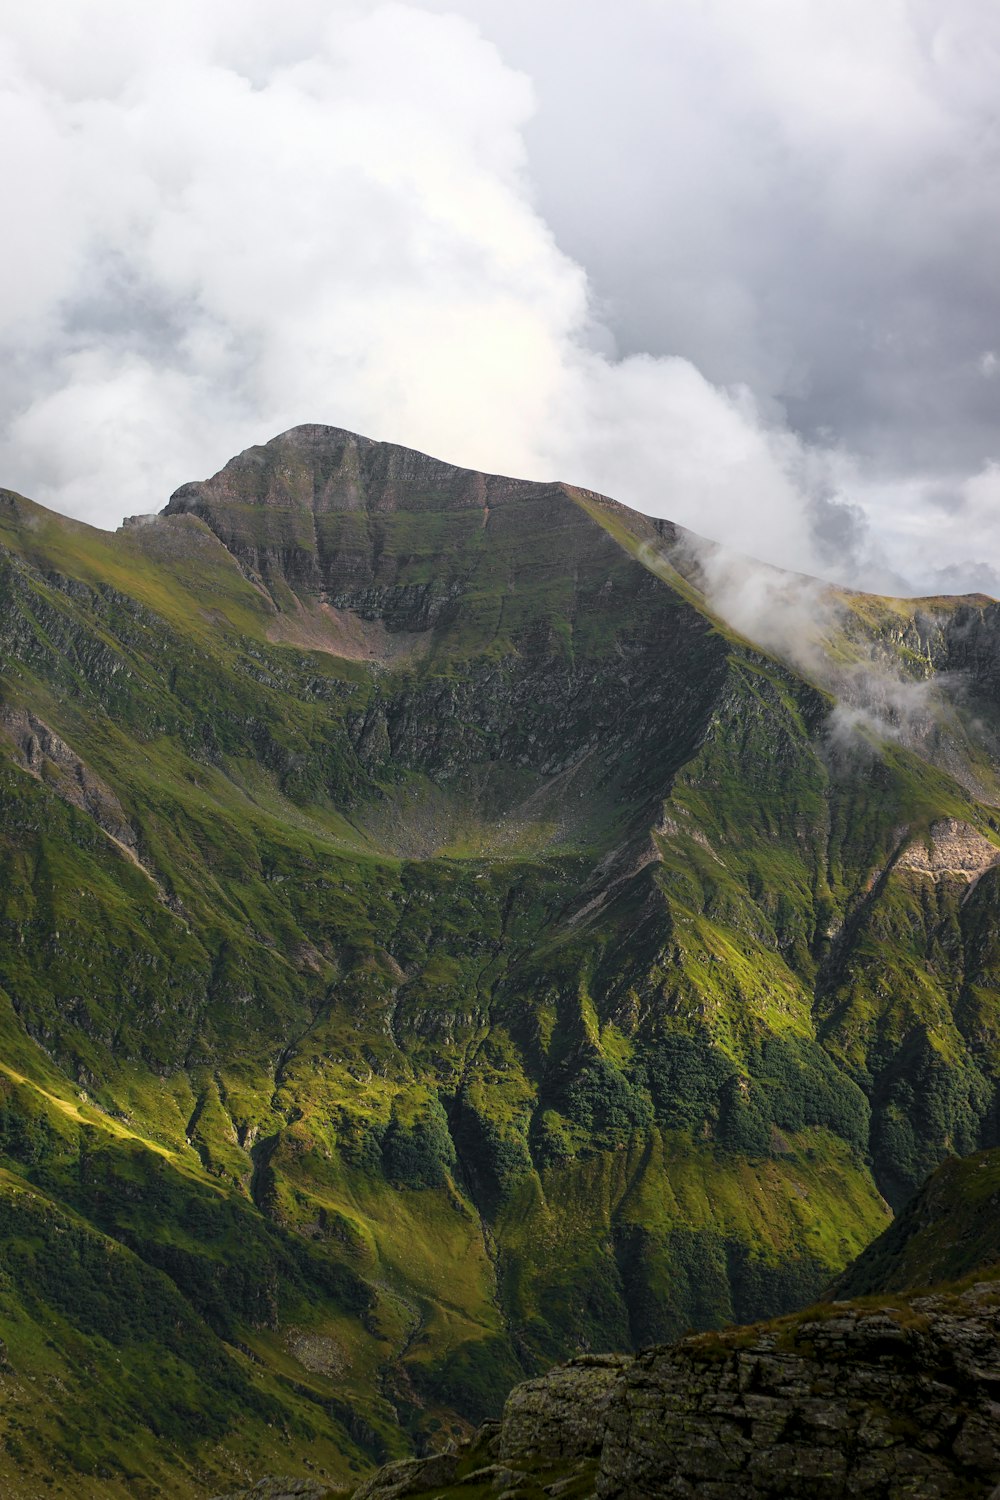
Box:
[2,425,1000,1496]
[833,1143,1000,1296]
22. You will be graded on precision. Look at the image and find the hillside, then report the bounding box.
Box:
[343,1145,1000,1500]
[834,1144,1000,1296]
[346,1276,1000,1500]
[2,425,1000,1495]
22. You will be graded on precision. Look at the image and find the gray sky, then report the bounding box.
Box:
[1,1,998,593]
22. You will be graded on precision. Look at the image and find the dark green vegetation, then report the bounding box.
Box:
[2,425,1000,1495]
[833,1142,1000,1297]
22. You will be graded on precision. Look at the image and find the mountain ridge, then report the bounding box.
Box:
[2,427,1000,1495]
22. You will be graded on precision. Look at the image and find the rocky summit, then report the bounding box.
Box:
[2,426,1000,1496]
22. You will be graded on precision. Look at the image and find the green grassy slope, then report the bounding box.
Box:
[1,427,1000,1494]
[832,1144,1000,1296]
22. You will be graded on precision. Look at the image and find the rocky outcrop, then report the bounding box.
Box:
[211,1481,334,1500]
[162,424,573,601]
[500,1355,630,1468]
[897,818,1000,882]
[0,705,142,859]
[352,1452,466,1499]
[352,1283,1000,1498]
[598,1285,1000,1497]
[161,425,685,636]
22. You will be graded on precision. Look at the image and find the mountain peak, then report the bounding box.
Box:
[157,423,669,612]
[163,423,557,520]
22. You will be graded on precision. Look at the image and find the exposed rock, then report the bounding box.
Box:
[286,1328,348,1377]
[500,1355,630,1466]
[597,1284,1000,1496]
[0,705,142,858]
[8,424,1000,1497]
[351,1283,1000,1499]
[351,1452,460,1499]
[163,424,574,604]
[897,817,1000,882]
[211,1480,334,1500]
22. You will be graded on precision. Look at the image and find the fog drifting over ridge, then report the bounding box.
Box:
[0,1,998,596]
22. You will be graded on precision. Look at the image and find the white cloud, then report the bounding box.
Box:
[1,2,574,517]
[0,0,996,599]
[0,0,827,576]
[538,353,822,575]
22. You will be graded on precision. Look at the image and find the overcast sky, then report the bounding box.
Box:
[0,1,997,593]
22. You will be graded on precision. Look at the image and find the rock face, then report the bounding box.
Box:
[163,424,611,607]
[500,1354,630,1468]
[897,818,1000,882]
[212,1482,333,1500]
[598,1286,1000,1497]
[0,705,140,856]
[352,1452,464,1499]
[354,1284,1000,1499]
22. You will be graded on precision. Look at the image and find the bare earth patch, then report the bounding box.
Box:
[267,599,430,663]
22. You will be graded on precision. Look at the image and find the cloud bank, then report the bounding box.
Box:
[0,1,997,596]
[439,0,1000,595]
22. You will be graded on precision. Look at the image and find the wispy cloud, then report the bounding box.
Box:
[660,526,971,763]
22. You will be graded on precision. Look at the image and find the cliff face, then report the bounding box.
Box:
[162,425,638,613]
[354,1280,1000,1499]
[4,427,1000,1494]
[598,1286,1000,1498]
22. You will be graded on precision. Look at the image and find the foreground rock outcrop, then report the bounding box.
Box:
[353,1281,1000,1498]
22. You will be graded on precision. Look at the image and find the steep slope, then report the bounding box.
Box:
[833,1144,1000,1296]
[1,426,1000,1494]
[344,1148,1000,1500]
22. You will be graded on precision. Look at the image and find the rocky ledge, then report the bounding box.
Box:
[350,1282,1000,1499]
